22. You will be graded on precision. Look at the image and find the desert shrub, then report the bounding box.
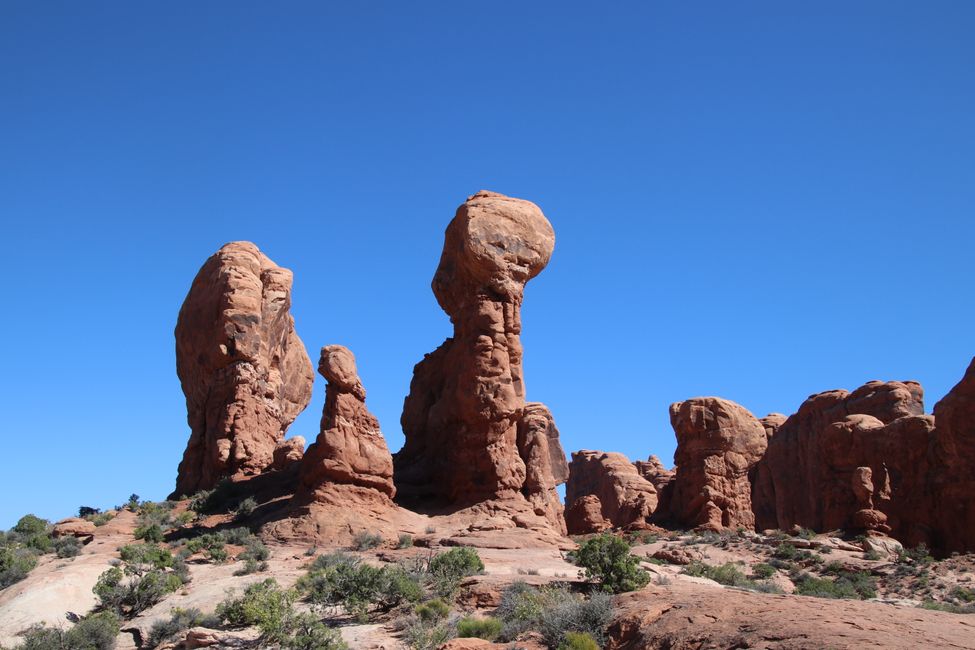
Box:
[351,531,383,551]
[235,538,271,575]
[493,582,611,647]
[54,536,82,559]
[898,543,934,565]
[0,546,39,588]
[951,586,975,603]
[284,612,349,650]
[796,527,816,540]
[398,534,414,549]
[134,523,164,544]
[78,506,101,518]
[863,549,882,561]
[415,599,450,622]
[15,611,119,650]
[298,555,421,621]
[126,495,140,510]
[14,515,48,537]
[94,544,184,616]
[235,497,258,520]
[773,543,799,560]
[219,526,255,545]
[558,631,600,650]
[749,581,784,594]
[187,479,254,515]
[456,616,501,641]
[404,619,454,650]
[87,512,115,527]
[572,534,649,593]
[217,579,296,642]
[185,534,228,563]
[427,547,484,598]
[751,562,776,579]
[793,570,876,600]
[921,599,975,614]
[146,607,218,647]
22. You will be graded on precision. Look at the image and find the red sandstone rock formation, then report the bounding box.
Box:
[931,357,975,553]
[751,379,936,545]
[395,191,567,533]
[565,451,658,534]
[173,242,314,497]
[669,398,767,530]
[295,345,395,505]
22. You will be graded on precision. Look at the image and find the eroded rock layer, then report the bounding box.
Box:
[395,191,567,532]
[174,242,314,497]
[295,345,396,506]
[565,450,658,534]
[669,397,767,530]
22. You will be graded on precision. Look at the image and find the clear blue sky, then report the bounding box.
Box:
[2,2,973,529]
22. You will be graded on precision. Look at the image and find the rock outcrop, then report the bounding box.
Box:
[930,357,975,553]
[565,451,658,534]
[668,398,767,530]
[173,242,314,497]
[751,379,936,545]
[295,345,396,506]
[395,191,568,533]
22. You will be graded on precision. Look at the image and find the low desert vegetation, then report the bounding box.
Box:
[456,615,502,641]
[681,561,783,593]
[493,581,613,648]
[570,533,650,593]
[93,543,188,616]
[146,607,220,647]
[217,578,348,649]
[0,611,119,650]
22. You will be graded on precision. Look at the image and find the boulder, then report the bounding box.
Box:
[395,191,567,534]
[173,242,314,497]
[669,398,767,530]
[271,436,305,471]
[51,518,96,540]
[565,450,658,534]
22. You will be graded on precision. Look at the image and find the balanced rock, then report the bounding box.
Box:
[395,191,567,533]
[295,345,395,505]
[565,450,658,534]
[173,242,314,497]
[669,397,767,530]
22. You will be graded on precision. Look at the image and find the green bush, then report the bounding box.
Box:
[216,579,347,648]
[78,506,101,518]
[404,619,454,650]
[427,547,484,598]
[572,534,649,593]
[93,544,184,615]
[397,534,414,549]
[54,536,82,559]
[235,497,258,520]
[456,616,501,641]
[14,611,119,650]
[146,608,218,647]
[184,534,228,563]
[14,515,48,537]
[493,582,611,647]
[134,523,164,544]
[682,561,750,587]
[773,542,799,560]
[0,546,39,588]
[558,631,600,650]
[415,599,450,622]
[898,543,934,565]
[920,599,975,614]
[751,563,776,579]
[351,531,382,551]
[87,512,115,527]
[793,570,876,600]
[297,556,421,621]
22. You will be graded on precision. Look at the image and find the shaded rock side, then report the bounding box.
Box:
[565,450,658,534]
[173,241,314,497]
[931,357,975,553]
[669,397,767,530]
[395,191,567,532]
[295,345,395,504]
[751,379,938,548]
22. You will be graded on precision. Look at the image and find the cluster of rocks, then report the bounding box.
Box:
[565,367,975,555]
[172,191,570,542]
[170,190,975,555]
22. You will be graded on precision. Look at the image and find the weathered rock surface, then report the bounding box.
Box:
[51,518,96,540]
[295,345,395,505]
[751,378,946,549]
[395,191,567,534]
[931,357,975,553]
[668,398,767,530]
[271,436,305,471]
[173,242,314,497]
[607,581,975,650]
[634,454,675,522]
[565,451,658,534]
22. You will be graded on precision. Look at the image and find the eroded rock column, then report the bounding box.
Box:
[173,242,314,497]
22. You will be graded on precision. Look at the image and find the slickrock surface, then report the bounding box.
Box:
[565,451,658,534]
[395,191,567,534]
[607,581,975,650]
[173,241,314,497]
[669,397,768,530]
